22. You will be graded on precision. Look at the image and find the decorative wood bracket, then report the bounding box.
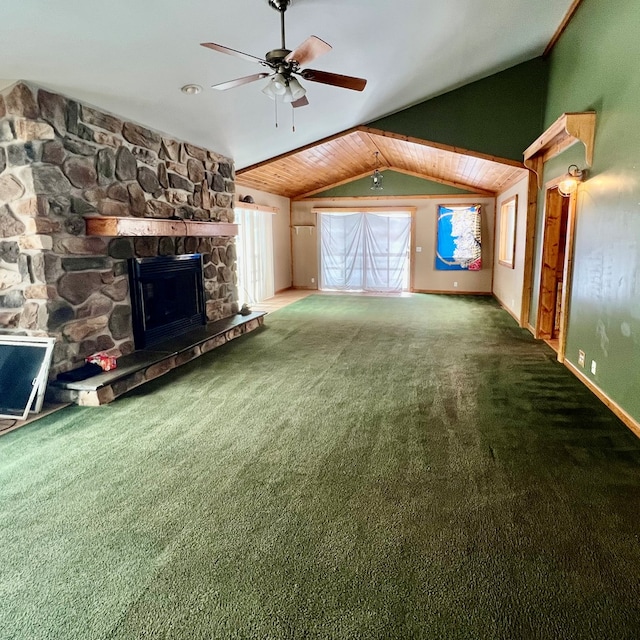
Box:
[523,112,596,188]
[84,216,238,237]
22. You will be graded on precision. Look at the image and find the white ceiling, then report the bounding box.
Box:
[1,0,574,170]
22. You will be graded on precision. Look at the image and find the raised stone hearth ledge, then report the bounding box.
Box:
[84,216,238,237]
[49,312,265,406]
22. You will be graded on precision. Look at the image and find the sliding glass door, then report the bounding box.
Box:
[235,207,275,304]
[318,211,412,292]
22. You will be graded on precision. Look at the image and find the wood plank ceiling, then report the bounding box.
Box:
[236,127,528,200]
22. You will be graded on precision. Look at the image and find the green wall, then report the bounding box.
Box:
[542,0,640,421]
[369,58,549,161]
[314,170,472,198]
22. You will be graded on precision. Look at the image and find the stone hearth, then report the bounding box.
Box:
[0,81,245,395]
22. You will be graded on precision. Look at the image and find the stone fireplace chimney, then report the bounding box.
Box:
[0,82,239,379]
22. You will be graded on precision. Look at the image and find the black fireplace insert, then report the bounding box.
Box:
[128,254,206,349]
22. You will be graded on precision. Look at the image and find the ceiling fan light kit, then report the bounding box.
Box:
[201,0,366,113]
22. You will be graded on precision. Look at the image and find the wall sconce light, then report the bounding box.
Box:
[558,164,585,197]
[370,151,384,191]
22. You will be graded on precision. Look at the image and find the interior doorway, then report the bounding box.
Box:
[535,184,575,360]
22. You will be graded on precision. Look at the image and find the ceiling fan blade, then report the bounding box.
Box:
[212,73,269,91]
[201,42,265,65]
[285,36,332,67]
[292,95,309,108]
[301,69,367,92]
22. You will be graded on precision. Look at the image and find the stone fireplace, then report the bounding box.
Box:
[0,81,241,383]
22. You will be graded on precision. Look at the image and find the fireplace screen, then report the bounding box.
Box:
[129,254,206,349]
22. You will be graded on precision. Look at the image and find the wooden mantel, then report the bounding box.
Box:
[84,216,238,237]
[524,112,596,188]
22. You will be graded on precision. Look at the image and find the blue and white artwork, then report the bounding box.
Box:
[435,204,482,271]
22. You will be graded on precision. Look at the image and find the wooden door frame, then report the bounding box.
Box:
[534,175,578,362]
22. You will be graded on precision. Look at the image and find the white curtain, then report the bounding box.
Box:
[235,208,275,304]
[319,212,411,292]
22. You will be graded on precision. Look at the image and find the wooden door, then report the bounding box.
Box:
[536,187,570,342]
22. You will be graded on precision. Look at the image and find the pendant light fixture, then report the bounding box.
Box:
[371,151,384,190]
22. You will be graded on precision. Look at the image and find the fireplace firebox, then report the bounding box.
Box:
[128,254,207,349]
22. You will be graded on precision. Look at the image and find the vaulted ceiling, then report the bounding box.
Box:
[237,127,528,199]
[1,1,576,171]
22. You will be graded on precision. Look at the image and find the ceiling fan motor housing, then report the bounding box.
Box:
[268,0,291,12]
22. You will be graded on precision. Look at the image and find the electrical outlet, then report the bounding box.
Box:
[311,277,315,284]
[578,350,585,367]
[453,281,458,288]
[415,246,422,253]
[591,360,597,375]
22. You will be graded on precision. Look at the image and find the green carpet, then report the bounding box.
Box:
[1,294,639,639]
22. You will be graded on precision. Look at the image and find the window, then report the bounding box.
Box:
[317,210,412,292]
[235,206,275,304]
[498,195,517,269]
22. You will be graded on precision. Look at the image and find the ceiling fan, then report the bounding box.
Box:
[201,0,367,108]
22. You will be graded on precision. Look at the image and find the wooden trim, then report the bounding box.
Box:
[235,202,279,214]
[526,322,536,335]
[498,170,530,194]
[414,289,492,296]
[564,360,640,439]
[520,172,538,329]
[551,177,579,364]
[237,125,526,175]
[409,210,416,292]
[543,0,585,57]
[535,185,564,341]
[497,195,518,269]
[359,127,526,169]
[493,293,521,324]
[523,112,596,188]
[84,216,238,237]
[237,126,363,173]
[311,206,417,214]
[298,194,493,203]
[288,200,294,287]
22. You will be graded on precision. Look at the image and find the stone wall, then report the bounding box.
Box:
[0,82,238,377]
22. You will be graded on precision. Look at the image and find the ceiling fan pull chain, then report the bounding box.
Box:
[275,97,279,128]
[292,104,295,132]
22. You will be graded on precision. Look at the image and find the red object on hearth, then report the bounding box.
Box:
[86,352,117,372]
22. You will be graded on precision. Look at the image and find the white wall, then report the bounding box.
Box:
[236,186,292,293]
[492,175,529,321]
[291,195,495,294]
